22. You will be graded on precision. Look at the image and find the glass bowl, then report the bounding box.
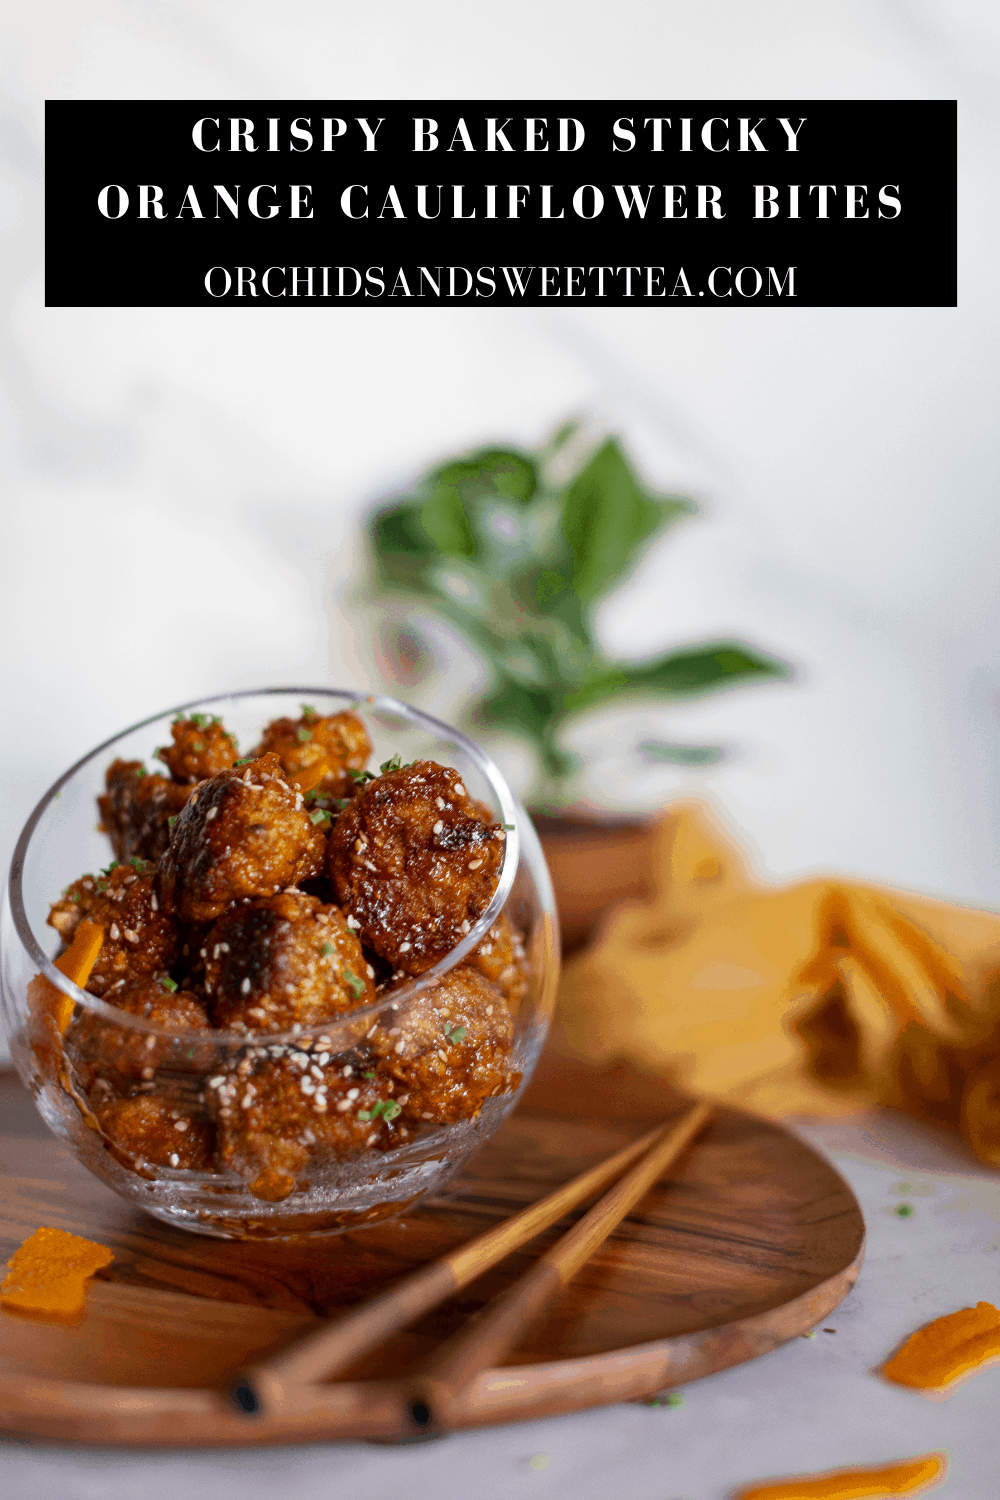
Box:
[0,688,559,1239]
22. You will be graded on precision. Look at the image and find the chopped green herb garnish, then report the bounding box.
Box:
[193,739,206,751]
[159,977,179,993]
[96,881,107,893]
[502,823,515,830]
[356,1108,372,1121]
[380,753,403,774]
[664,1392,684,1408]
[167,815,178,827]
[190,712,211,728]
[365,1099,403,1122]
[100,862,119,876]
[135,765,147,779]
[300,704,317,719]
[130,856,146,870]
[335,797,350,810]
[343,968,366,999]
[310,808,332,826]
[69,892,80,903]
[320,942,335,957]
[896,1202,915,1218]
[446,1025,467,1045]
[305,788,330,807]
[363,1071,376,1080]
[211,715,223,725]
[235,756,253,767]
[348,768,375,784]
[297,727,312,743]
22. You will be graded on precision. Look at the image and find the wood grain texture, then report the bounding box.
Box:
[0,1048,865,1446]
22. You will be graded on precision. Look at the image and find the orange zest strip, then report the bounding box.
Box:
[881,1301,1000,1392]
[732,1453,946,1500]
[0,1226,114,1325]
[48,919,104,1034]
[292,760,331,794]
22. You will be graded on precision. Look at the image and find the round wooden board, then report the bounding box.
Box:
[0,1048,865,1446]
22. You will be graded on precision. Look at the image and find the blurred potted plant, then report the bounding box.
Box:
[365,424,787,948]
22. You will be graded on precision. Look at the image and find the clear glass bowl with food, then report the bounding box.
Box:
[0,689,558,1238]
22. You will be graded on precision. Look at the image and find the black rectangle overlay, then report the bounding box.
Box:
[45,100,956,307]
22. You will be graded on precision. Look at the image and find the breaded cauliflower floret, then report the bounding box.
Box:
[157,753,326,924]
[327,760,506,974]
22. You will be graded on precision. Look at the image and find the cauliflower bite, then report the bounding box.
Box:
[327,760,506,974]
[203,891,376,1032]
[94,1093,214,1171]
[157,753,326,924]
[370,965,516,1125]
[156,713,239,785]
[66,974,210,1094]
[48,861,178,998]
[98,760,191,863]
[212,1049,409,1201]
[468,911,530,1010]
[256,706,372,797]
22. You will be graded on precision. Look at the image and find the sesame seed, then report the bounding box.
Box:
[110,922,120,940]
[206,806,219,821]
[395,1039,405,1054]
[468,859,483,870]
[454,784,465,797]
[421,1111,433,1120]
[317,1052,330,1066]
[341,1063,352,1076]
[208,1075,225,1088]
[310,1065,323,1081]
[433,820,443,834]
[486,1005,494,1015]
[436,797,445,809]
[145,1036,158,1051]
[200,948,207,958]
[240,977,251,995]
[461,920,470,934]
[169,1152,180,1167]
[175,1119,190,1131]
[150,892,158,911]
[399,942,411,953]
[346,1087,360,1100]
[314,1100,327,1112]
[388,1027,401,1036]
[213,945,221,959]
[336,1099,352,1112]
[347,915,360,929]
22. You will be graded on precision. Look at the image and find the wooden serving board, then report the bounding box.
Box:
[0,1048,865,1446]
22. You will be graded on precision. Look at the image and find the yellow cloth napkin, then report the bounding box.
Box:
[557,803,1000,1164]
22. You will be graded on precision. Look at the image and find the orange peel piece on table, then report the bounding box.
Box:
[881,1301,1000,1394]
[732,1452,946,1499]
[0,1226,114,1324]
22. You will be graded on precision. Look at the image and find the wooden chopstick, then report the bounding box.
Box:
[230,1117,681,1416]
[406,1101,714,1430]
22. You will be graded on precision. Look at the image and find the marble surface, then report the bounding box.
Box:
[1,3,999,1493]
[1,1105,997,1498]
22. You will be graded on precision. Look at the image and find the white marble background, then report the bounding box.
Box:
[1,3,999,1496]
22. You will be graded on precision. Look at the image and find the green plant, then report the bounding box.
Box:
[368,427,787,808]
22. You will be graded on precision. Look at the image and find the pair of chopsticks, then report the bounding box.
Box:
[230,1100,713,1430]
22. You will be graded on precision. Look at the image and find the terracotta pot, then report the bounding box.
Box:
[531,812,668,955]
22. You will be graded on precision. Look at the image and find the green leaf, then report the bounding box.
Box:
[627,643,788,696]
[473,679,563,744]
[638,741,724,766]
[373,502,438,559]
[433,448,538,506]
[560,439,692,603]
[563,643,786,715]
